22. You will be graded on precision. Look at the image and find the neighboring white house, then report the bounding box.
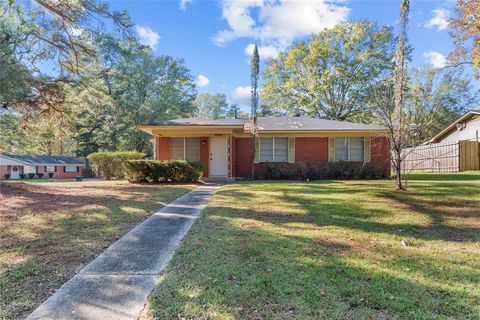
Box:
[428,110,480,144]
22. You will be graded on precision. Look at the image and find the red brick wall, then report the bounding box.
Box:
[156,137,170,160]
[371,136,391,176]
[0,165,10,178]
[234,137,254,178]
[56,166,84,179]
[1,165,23,179]
[199,137,209,177]
[295,137,328,163]
[155,136,209,177]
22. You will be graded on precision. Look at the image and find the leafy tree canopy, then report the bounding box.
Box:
[194,93,229,119]
[262,20,396,121]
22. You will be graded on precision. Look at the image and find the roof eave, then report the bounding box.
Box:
[427,110,480,143]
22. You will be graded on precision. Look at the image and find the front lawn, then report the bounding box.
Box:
[144,174,480,319]
[0,180,195,319]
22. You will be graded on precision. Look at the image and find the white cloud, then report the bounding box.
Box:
[425,8,449,31]
[214,0,350,48]
[195,74,210,87]
[179,0,192,11]
[136,25,161,49]
[423,51,447,68]
[244,43,279,60]
[232,86,252,105]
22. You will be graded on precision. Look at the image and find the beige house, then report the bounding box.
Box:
[428,110,480,144]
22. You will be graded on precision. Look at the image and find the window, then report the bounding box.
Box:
[334,137,364,161]
[65,166,77,172]
[170,137,199,161]
[46,166,55,172]
[24,166,35,174]
[260,137,288,162]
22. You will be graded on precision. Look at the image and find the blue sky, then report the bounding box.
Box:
[107,0,474,112]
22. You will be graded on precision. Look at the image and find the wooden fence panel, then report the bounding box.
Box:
[401,141,460,173]
[402,140,480,173]
[460,141,480,171]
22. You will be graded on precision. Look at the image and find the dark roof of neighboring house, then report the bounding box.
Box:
[141,116,387,131]
[427,110,480,144]
[0,154,86,165]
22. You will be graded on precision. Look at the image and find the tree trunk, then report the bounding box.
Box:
[251,135,255,179]
[394,153,404,190]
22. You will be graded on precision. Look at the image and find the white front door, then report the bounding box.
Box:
[10,166,20,179]
[209,136,227,177]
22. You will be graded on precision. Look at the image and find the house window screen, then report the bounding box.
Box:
[349,137,364,161]
[260,138,274,162]
[185,138,199,161]
[335,138,349,161]
[170,137,199,161]
[171,138,185,160]
[274,138,288,162]
[260,137,288,162]
[334,137,364,161]
[65,166,77,172]
[46,166,55,172]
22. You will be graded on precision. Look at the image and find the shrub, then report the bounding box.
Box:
[19,174,26,179]
[28,173,35,179]
[123,160,203,183]
[4,173,10,179]
[37,173,44,179]
[87,151,145,180]
[258,161,385,180]
[48,172,54,179]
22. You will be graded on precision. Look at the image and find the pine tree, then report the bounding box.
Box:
[250,44,259,179]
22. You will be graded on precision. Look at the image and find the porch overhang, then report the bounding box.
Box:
[137,125,244,137]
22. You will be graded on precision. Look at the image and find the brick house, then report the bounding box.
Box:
[0,154,86,180]
[138,116,390,180]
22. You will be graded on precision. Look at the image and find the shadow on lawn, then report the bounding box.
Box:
[149,196,479,319]
[228,181,480,242]
[0,183,191,319]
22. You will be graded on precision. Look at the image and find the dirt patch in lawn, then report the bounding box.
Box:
[0,180,194,319]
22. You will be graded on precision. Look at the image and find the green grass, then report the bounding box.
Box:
[145,174,480,319]
[0,180,194,319]
[405,171,480,181]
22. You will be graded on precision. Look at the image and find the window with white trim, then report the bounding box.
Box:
[335,137,364,161]
[46,166,55,172]
[24,166,36,174]
[170,137,199,161]
[260,137,288,162]
[65,165,77,172]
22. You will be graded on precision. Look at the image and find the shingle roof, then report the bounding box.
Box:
[142,116,386,131]
[0,154,86,165]
[147,118,248,126]
[249,116,386,131]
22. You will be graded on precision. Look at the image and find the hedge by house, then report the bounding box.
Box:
[87,151,146,180]
[258,161,386,180]
[123,160,203,183]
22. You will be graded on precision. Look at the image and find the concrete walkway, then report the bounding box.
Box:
[27,184,221,320]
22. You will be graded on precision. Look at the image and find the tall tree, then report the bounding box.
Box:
[450,0,480,78]
[250,44,259,179]
[0,0,131,115]
[194,93,229,119]
[72,35,196,156]
[406,67,479,142]
[391,0,410,190]
[262,21,395,120]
